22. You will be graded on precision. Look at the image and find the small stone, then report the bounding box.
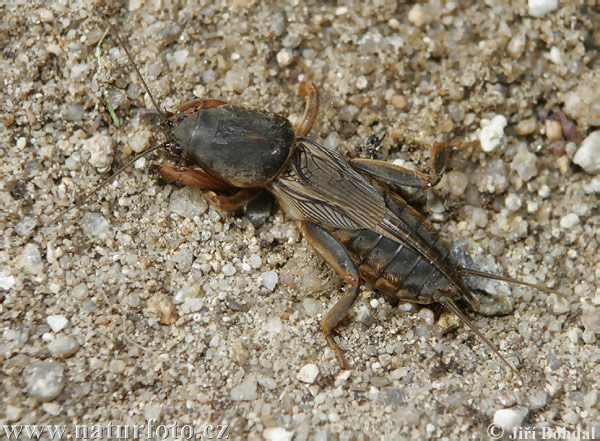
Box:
[497,390,517,407]
[549,294,569,315]
[548,47,562,65]
[297,363,319,384]
[169,186,208,218]
[391,94,407,110]
[5,405,23,422]
[302,298,322,316]
[42,402,61,416]
[16,216,38,238]
[516,117,536,136]
[573,131,600,174]
[24,361,66,402]
[19,243,44,275]
[172,49,188,68]
[257,374,277,390]
[529,389,548,410]
[559,213,580,229]
[222,263,236,276]
[504,193,522,211]
[260,270,278,291]
[545,119,562,140]
[493,407,529,432]
[262,316,282,333]
[66,104,84,121]
[564,79,600,126]
[0,272,16,290]
[71,283,88,300]
[80,213,109,237]
[583,330,596,344]
[562,410,579,425]
[507,34,526,59]
[263,428,294,441]
[128,129,152,153]
[48,336,80,358]
[479,115,507,152]
[584,390,598,408]
[276,49,294,67]
[446,171,468,196]
[407,4,429,26]
[144,404,163,421]
[355,76,368,89]
[39,8,54,23]
[510,150,538,182]
[231,376,257,401]
[528,0,558,17]
[224,67,250,93]
[47,315,68,333]
[109,359,126,374]
[82,133,113,173]
[582,303,600,334]
[249,254,262,269]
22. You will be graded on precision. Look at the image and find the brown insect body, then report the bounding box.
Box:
[61,33,557,379]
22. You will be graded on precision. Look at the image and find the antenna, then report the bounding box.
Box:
[48,144,164,224]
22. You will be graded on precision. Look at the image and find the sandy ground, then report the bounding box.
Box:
[1,0,599,440]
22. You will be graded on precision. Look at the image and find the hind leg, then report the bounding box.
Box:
[298,221,360,369]
[350,140,479,189]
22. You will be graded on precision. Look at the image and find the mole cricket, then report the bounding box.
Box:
[51,30,560,380]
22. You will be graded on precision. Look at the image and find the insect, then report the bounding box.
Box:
[54,31,557,380]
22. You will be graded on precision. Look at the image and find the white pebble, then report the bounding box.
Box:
[19,244,44,275]
[493,407,529,431]
[249,254,262,269]
[24,361,66,402]
[564,83,600,126]
[507,34,526,59]
[573,131,600,174]
[479,115,507,152]
[549,294,569,315]
[582,303,600,334]
[222,263,236,276]
[0,272,16,290]
[82,133,113,173]
[172,49,188,68]
[224,67,249,93]
[260,270,278,291]
[39,8,54,23]
[356,76,368,89]
[510,150,538,182]
[276,49,294,67]
[262,316,282,334]
[231,377,258,401]
[169,186,208,218]
[548,47,562,65]
[48,336,79,358]
[528,0,558,17]
[263,428,294,441]
[407,4,429,27]
[446,171,468,196]
[81,213,109,237]
[529,389,548,410]
[109,359,126,374]
[46,315,68,333]
[297,363,319,384]
[560,213,580,229]
[504,193,522,211]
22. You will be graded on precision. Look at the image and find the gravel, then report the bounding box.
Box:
[1,1,599,439]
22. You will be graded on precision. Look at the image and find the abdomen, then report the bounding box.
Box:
[331,193,458,304]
